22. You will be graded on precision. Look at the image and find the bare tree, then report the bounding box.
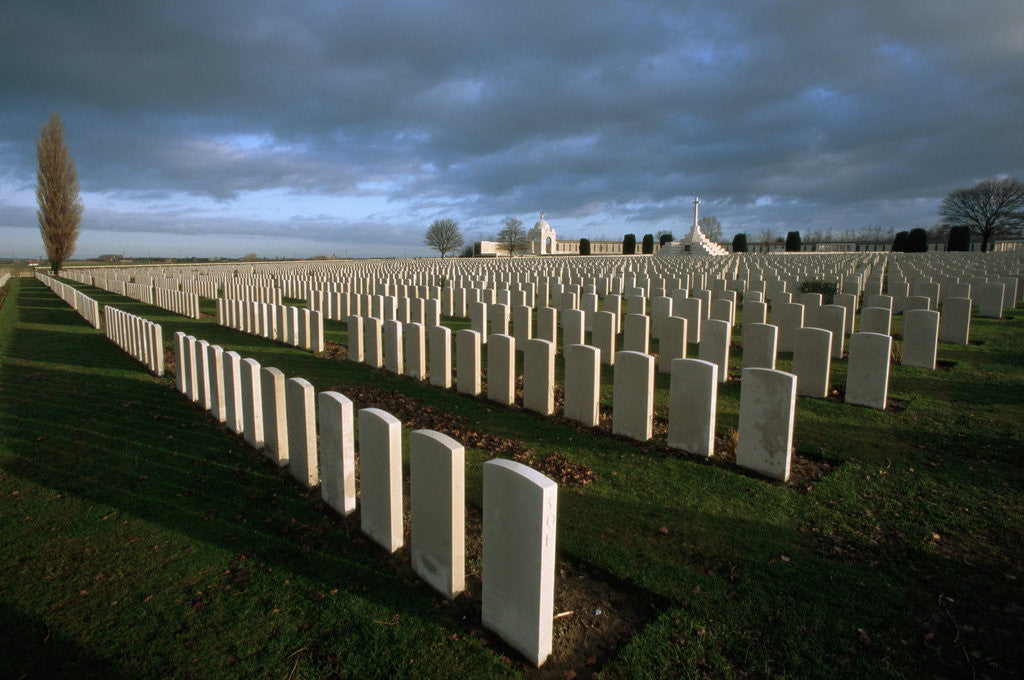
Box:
[698,216,723,242]
[805,229,827,244]
[940,178,1024,252]
[755,228,776,245]
[36,112,82,275]
[497,217,528,256]
[424,218,464,257]
[926,223,948,242]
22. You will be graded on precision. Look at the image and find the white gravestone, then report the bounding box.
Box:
[481,459,558,668]
[319,391,357,515]
[358,408,403,552]
[737,368,797,481]
[410,429,465,599]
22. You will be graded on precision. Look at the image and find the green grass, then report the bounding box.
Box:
[2,275,1023,679]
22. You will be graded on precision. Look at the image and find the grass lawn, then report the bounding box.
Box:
[2,275,1022,679]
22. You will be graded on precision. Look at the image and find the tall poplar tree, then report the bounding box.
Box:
[36,112,82,274]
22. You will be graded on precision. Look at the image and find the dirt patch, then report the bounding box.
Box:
[319,340,349,361]
[890,344,903,363]
[331,384,598,487]
[332,368,830,491]
[886,397,910,413]
[531,390,833,493]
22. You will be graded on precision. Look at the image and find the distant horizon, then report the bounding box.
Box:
[8,227,1015,264]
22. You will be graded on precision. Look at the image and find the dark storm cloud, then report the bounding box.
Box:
[2,0,1022,244]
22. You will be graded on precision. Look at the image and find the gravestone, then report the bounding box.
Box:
[817,305,846,358]
[658,316,688,374]
[410,429,465,599]
[383,319,404,375]
[623,313,650,353]
[428,325,453,388]
[737,368,797,481]
[523,339,555,415]
[741,323,777,370]
[347,315,364,363]
[456,329,482,396]
[845,332,891,410]
[698,318,732,383]
[668,358,717,457]
[859,307,891,336]
[902,309,940,369]
[319,391,357,515]
[260,366,289,467]
[592,311,617,365]
[359,407,403,552]
[223,351,243,434]
[240,358,264,448]
[481,459,557,668]
[564,344,600,427]
[487,334,516,406]
[792,327,832,398]
[938,297,970,344]
[286,377,317,488]
[613,351,654,441]
[404,322,426,379]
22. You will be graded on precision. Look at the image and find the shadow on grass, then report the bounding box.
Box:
[3,353,1018,679]
[0,600,134,680]
[0,357,451,618]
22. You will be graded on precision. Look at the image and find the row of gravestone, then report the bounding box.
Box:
[103,306,165,375]
[34,277,560,666]
[62,269,201,319]
[35,272,101,329]
[172,332,559,667]
[342,312,812,481]
[68,253,1021,307]
[90,275,160,308]
[215,298,326,353]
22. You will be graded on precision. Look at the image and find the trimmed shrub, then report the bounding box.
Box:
[947,225,970,251]
[641,234,655,254]
[908,228,928,253]
[623,233,636,254]
[785,230,802,252]
[800,279,838,305]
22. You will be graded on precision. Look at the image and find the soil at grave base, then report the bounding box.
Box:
[543,380,834,493]
[320,340,349,361]
[329,496,659,680]
[330,383,599,487]
[329,357,833,491]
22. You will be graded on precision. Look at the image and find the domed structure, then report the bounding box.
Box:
[528,212,557,255]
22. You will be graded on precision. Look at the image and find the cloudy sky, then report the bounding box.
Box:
[2,1,1022,259]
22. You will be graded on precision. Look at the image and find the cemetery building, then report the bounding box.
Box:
[475,213,630,256]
